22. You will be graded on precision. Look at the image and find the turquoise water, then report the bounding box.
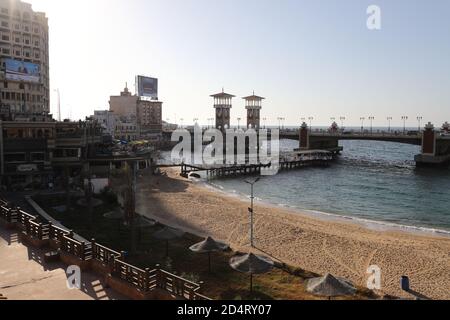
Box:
[209,140,450,233]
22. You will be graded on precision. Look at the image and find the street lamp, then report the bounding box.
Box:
[237,118,242,130]
[401,116,408,134]
[360,117,366,133]
[245,177,260,248]
[369,116,375,134]
[263,117,267,129]
[387,117,393,133]
[180,118,184,129]
[308,117,314,132]
[340,117,346,132]
[417,116,423,132]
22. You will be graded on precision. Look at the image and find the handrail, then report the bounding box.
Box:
[91,241,121,265]
[0,197,211,300]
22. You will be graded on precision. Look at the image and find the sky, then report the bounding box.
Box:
[25,0,450,127]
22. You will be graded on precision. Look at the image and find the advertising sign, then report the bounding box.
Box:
[136,75,158,99]
[4,58,40,83]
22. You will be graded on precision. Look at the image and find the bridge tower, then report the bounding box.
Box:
[422,122,437,156]
[243,93,264,130]
[211,90,235,131]
[299,122,309,150]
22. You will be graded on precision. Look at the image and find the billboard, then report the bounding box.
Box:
[136,75,158,99]
[4,58,40,83]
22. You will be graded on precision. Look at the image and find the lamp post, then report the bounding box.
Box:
[369,116,375,135]
[387,117,393,133]
[360,117,366,133]
[263,117,267,129]
[237,118,241,130]
[340,117,346,132]
[308,117,314,132]
[417,116,423,132]
[401,116,408,134]
[277,117,282,130]
[245,177,260,248]
[180,118,184,129]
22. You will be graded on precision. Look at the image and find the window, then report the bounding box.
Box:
[1,35,9,41]
[4,153,26,163]
[1,21,8,28]
[1,8,9,15]
[31,152,45,162]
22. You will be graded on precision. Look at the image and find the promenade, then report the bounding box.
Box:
[0,227,124,300]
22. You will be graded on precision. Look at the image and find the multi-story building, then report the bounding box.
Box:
[109,85,137,118]
[0,0,50,120]
[137,99,162,140]
[0,119,103,189]
[114,117,138,142]
[92,110,116,136]
[108,83,163,142]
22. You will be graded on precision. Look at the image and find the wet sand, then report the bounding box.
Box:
[136,168,450,300]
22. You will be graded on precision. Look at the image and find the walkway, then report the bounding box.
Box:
[0,227,124,300]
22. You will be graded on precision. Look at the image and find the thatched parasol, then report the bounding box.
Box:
[229,253,274,292]
[189,237,229,272]
[152,227,185,257]
[306,274,357,299]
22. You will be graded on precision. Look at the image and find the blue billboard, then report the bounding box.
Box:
[136,75,158,99]
[4,58,40,83]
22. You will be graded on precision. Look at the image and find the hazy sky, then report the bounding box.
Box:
[27,0,450,127]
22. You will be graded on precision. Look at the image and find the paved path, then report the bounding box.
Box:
[0,227,124,300]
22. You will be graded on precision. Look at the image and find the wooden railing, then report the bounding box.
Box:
[0,205,17,223]
[113,259,151,291]
[25,219,49,241]
[92,241,121,265]
[0,197,211,300]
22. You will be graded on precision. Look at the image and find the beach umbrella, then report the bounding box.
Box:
[229,253,274,293]
[306,274,356,299]
[189,237,229,272]
[152,227,185,257]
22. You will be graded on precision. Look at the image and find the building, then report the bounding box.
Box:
[109,85,138,118]
[108,82,163,142]
[137,99,162,140]
[0,0,50,120]
[0,119,103,189]
[92,110,116,136]
[114,117,138,142]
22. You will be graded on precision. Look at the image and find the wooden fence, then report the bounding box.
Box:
[0,197,210,300]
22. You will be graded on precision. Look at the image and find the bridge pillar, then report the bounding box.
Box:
[421,122,436,156]
[414,122,450,166]
[299,122,309,150]
[442,122,449,133]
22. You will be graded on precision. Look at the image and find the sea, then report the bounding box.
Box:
[161,127,450,235]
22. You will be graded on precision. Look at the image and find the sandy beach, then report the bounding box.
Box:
[136,168,450,300]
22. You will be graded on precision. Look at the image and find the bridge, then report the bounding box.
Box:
[162,122,450,167]
[281,122,450,166]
